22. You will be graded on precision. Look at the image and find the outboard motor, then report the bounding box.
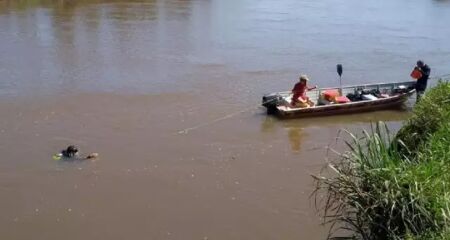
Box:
[262,93,283,114]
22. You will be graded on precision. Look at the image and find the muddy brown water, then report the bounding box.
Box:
[1,0,450,239]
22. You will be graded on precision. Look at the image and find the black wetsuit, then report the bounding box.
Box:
[416,64,431,92]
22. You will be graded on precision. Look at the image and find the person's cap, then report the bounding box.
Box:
[299,75,309,81]
[417,60,424,66]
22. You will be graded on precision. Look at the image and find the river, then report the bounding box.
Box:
[1,0,450,239]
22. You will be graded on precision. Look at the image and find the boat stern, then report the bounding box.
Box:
[262,93,283,114]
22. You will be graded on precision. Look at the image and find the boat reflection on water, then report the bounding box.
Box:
[260,107,412,153]
[288,127,304,152]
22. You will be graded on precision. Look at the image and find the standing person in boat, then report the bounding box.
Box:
[414,60,431,102]
[291,74,317,107]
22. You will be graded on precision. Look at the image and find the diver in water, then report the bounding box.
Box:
[62,145,79,158]
[54,145,98,161]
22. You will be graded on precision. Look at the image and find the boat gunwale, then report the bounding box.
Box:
[277,89,415,113]
[267,81,416,118]
[273,81,416,96]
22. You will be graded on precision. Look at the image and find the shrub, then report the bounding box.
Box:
[313,81,450,239]
[313,123,442,239]
[395,81,450,159]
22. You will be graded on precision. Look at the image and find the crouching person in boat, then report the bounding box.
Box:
[291,75,317,108]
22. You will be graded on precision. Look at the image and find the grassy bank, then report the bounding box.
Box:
[313,81,450,240]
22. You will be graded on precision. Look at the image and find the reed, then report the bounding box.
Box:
[313,81,450,239]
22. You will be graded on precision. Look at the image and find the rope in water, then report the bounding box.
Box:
[177,103,267,134]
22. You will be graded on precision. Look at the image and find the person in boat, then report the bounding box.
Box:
[414,60,431,102]
[291,74,317,107]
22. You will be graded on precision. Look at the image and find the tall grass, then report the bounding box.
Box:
[313,81,450,239]
[395,81,450,159]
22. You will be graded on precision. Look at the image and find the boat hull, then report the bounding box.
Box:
[262,81,417,119]
[274,90,414,118]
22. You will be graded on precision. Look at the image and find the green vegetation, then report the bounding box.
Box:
[313,81,450,240]
[396,81,450,159]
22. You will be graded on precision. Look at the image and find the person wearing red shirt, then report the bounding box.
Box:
[291,75,317,107]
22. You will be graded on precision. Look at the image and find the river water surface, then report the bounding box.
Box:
[1,0,450,239]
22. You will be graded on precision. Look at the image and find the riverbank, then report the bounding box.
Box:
[314,80,450,239]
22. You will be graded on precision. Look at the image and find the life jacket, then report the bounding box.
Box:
[410,68,422,80]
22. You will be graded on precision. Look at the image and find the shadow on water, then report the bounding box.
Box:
[260,106,411,152]
[261,106,411,130]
